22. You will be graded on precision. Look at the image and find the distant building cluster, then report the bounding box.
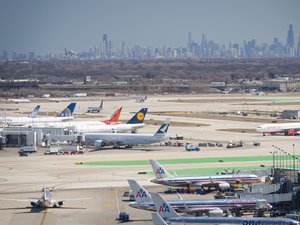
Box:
[1,24,300,61]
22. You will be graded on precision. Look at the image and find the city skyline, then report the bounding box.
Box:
[0,0,299,55]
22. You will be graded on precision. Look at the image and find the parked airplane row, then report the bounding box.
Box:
[124,160,299,225]
[128,179,269,216]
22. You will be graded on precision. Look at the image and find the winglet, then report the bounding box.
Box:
[152,212,168,225]
[99,100,103,109]
[154,118,170,135]
[58,103,76,117]
[28,105,40,118]
[126,108,148,124]
[150,192,179,219]
[128,180,152,203]
[102,106,122,124]
[149,159,172,179]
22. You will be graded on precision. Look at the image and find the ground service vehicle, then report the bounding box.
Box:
[44,146,63,155]
[62,145,84,155]
[185,143,200,151]
[19,146,37,153]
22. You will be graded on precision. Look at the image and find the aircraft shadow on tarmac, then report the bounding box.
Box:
[0,206,86,213]
[88,147,160,152]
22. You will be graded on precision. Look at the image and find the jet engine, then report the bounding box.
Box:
[218,182,230,190]
[31,201,38,207]
[208,208,223,217]
[58,201,64,206]
[94,140,105,148]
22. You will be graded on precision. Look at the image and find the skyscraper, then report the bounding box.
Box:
[103,33,108,58]
[287,24,294,47]
[188,32,192,51]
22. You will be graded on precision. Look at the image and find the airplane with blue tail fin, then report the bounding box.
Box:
[0,103,76,126]
[83,118,170,149]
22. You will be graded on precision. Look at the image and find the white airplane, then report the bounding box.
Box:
[151,192,300,225]
[0,187,90,209]
[0,103,76,126]
[48,97,71,103]
[32,107,145,134]
[0,105,40,126]
[128,180,268,215]
[6,98,31,103]
[64,48,78,56]
[83,118,170,148]
[149,160,261,191]
[86,100,103,113]
[136,95,147,103]
[256,122,300,136]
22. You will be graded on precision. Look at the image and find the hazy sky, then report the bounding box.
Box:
[0,0,299,54]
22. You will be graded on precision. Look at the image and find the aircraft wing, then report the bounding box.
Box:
[52,197,92,203]
[0,197,36,202]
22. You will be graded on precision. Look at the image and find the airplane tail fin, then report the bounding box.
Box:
[58,103,76,117]
[99,100,103,109]
[28,105,40,118]
[149,159,172,179]
[128,180,152,203]
[102,106,122,124]
[150,192,179,219]
[126,108,148,124]
[154,118,170,135]
[152,212,168,225]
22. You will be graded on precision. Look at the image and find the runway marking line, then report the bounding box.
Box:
[40,209,48,225]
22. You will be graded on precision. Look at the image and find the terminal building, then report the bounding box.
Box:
[1,127,78,147]
[281,110,300,119]
[263,79,300,92]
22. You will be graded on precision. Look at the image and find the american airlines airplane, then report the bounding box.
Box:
[128,180,268,215]
[256,122,300,136]
[0,103,76,126]
[151,193,300,225]
[150,160,261,190]
[0,187,90,209]
[83,118,170,148]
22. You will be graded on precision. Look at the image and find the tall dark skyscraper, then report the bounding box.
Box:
[188,32,192,51]
[287,24,294,46]
[103,33,108,58]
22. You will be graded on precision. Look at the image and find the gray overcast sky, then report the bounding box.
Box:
[0,0,299,55]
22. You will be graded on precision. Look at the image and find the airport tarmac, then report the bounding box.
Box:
[0,94,299,225]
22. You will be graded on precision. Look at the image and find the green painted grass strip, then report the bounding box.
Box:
[82,155,300,166]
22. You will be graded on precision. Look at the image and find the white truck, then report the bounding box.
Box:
[44,146,63,155]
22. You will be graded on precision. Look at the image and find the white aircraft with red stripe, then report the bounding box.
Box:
[150,160,261,190]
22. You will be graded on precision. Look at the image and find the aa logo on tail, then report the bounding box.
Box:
[155,167,165,175]
[136,189,148,198]
[159,203,170,213]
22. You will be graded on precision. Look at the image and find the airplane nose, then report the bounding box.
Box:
[150,179,157,183]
